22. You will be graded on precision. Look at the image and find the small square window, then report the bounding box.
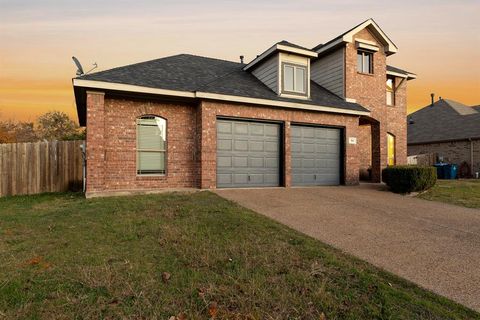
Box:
[283,63,307,95]
[357,50,373,74]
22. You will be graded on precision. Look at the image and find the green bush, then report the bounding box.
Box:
[382,165,437,194]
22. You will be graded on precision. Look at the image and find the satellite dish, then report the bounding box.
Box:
[72,56,84,76]
[72,56,98,76]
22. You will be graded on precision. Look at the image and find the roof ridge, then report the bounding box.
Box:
[77,53,241,79]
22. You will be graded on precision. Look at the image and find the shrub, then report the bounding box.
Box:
[382,165,437,194]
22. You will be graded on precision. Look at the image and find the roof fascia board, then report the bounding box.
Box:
[386,70,417,80]
[74,79,369,116]
[73,79,196,98]
[276,44,318,57]
[196,91,369,116]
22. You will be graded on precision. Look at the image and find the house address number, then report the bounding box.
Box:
[348,137,357,145]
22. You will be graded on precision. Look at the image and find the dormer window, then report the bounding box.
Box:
[357,50,373,74]
[282,63,307,95]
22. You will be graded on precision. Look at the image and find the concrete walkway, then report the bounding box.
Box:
[215,184,480,311]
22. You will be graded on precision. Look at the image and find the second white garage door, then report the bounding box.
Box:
[291,125,341,186]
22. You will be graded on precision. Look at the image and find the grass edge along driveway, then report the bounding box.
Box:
[0,191,478,319]
[417,179,480,209]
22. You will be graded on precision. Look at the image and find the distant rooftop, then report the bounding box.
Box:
[408,99,480,144]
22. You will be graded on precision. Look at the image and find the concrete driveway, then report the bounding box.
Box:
[215,184,480,311]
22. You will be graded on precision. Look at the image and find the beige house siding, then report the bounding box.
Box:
[251,54,279,93]
[408,139,480,175]
[311,48,344,98]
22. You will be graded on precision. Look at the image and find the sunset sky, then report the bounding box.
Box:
[1,0,479,123]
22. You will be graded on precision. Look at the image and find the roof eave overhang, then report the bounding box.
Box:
[73,79,370,119]
[386,70,417,80]
[243,44,317,71]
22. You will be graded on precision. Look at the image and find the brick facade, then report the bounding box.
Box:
[84,26,411,196]
[345,29,408,182]
[408,139,480,175]
[85,94,360,196]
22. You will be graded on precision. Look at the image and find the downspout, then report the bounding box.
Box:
[470,138,474,177]
[80,141,86,193]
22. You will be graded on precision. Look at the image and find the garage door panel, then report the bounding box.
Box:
[217,173,232,185]
[217,156,232,168]
[249,140,264,151]
[217,139,232,151]
[265,125,279,137]
[234,122,248,134]
[250,124,264,135]
[292,125,341,186]
[234,140,248,151]
[264,141,278,152]
[233,156,248,167]
[217,119,280,188]
[217,122,232,134]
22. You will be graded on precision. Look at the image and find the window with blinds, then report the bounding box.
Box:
[136,116,166,175]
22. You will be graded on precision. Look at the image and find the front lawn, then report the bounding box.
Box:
[0,192,477,319]
[417,179,480,209]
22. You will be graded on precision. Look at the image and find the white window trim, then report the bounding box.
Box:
[136,116,167,176]
[357,50,373,74]
[282,63,307,95]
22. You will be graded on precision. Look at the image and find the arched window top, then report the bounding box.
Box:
[136,115,167,175]
[137,115,166,141]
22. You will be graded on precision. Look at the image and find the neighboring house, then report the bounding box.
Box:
[73,18,416,197]
[408,98,480,176]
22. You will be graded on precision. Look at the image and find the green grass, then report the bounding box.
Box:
[0,192,477,319]
[417,179,480,209]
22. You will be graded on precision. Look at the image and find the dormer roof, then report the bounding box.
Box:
[243,40,317,71]
[313,18,398,56]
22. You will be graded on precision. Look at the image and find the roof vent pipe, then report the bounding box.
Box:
[430,93,435,106]
[240,55,244,64]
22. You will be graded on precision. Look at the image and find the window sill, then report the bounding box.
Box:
[136,174,167,180]
[357,72,374,77]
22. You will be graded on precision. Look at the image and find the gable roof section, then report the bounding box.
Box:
[313,18,398,56]
[73,54,368,125]
[243,41,317,71]
[408,99,480,144]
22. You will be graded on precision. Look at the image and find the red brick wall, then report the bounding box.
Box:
[85,94,361,195]
[345,28,408,181]
[197,100,360,188]
[86,94,198,194]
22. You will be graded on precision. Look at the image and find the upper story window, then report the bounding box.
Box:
[357,50,373,74]
[386,76,395,106]
[136,116,166,175]
[282,63,307,95]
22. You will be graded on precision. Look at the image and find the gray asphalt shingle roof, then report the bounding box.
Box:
[408,99,480,144]
[77,54,367,113]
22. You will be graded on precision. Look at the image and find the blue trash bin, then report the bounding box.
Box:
[444,164,458,179]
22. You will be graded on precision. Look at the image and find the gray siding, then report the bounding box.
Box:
[251,54,279,93]
[311,48,344,98]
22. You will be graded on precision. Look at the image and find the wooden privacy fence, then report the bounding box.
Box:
[407,153,437,166]
[0,140,84,197]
